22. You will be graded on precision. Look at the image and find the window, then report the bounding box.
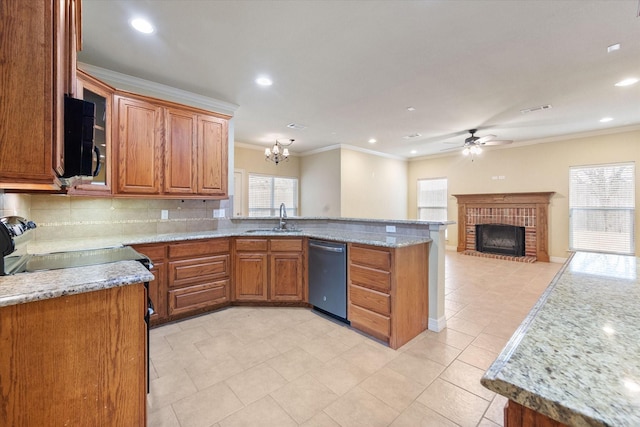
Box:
[569,162,635,255]
[417,178,448,221]
[248,174,298,217]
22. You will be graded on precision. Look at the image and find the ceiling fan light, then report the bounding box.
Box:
[474,146,482,154]
[462,147,470,156]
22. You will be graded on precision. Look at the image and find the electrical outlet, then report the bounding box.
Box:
[213,209,226,218]
[386,225,396,233]
[161,210,169,220]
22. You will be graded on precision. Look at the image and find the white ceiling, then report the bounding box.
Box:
[79,0,640,159]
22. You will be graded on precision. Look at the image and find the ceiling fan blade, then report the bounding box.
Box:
[440,146,463,152]
[482,139,513,146]
[475,134,497,144]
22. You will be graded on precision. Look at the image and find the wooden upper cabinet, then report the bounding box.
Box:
[0,0,78,189]
[197,114,228,196]
[115,95,163,194]
[165,108,197,194]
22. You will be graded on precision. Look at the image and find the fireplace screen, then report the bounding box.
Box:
[476,224,525,257]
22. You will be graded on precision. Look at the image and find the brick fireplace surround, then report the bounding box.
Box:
[453,192,555,262]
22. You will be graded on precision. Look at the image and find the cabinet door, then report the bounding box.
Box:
[165,108,197,194]
[0,0,58,187]
[234,253,268,301]
[270,253,304,301]
[197,114,228,196]
[115,96,163,194]
[69,71,113,195]
[148,261,167,323]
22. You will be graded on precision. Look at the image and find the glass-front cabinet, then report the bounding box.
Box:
[68,70,113,195]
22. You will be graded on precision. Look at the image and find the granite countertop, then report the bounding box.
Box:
[28,228,432,254]
[481,252,640,426]
[0,261,154,308]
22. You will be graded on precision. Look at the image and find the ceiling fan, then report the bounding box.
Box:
[442,129,512,156]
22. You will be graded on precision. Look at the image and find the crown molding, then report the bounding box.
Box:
[299,144,407,161]
[78,63,239,116]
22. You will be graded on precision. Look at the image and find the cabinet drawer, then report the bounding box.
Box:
[235,238,268,252]
[350,284,390,316]
[168,239,230,259]
[349,264,391,292]
[133,244,166,262]
[168,279,229,316]
[350,245,391,271]
[349,304,390,341]
[168,255,229,287]
[270,238,303,252]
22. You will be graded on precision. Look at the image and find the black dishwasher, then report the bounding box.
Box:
[308,240,348,322]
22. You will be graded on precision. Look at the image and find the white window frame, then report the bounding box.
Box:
[569,162,635,255]
[248,173,299,217]
[417,177,448,222]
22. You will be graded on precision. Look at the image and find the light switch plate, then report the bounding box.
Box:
[161,210,169,220]
[386,225,396,233]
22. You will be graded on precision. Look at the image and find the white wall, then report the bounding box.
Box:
[340,148,407,219]
[300,149,341,217]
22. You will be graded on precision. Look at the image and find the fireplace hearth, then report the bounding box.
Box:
[476,224,525,257]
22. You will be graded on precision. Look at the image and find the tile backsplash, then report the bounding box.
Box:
[0,193,232,242]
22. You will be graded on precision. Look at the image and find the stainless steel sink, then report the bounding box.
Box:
[243,228,302,233]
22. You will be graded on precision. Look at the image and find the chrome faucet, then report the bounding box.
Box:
[279,203,287,230]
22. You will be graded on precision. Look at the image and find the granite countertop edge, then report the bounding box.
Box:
[0,261,154,308]
[481,251,635,427]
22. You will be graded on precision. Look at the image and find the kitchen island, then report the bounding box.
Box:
[481,252,640,426]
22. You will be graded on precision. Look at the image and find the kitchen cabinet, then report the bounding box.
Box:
[234,237,306,303]
[0,284,147,425]
[112,93,229,198]
[0,0,80,190]
[132,243,168,325]
[68,69,115,195]
[114,95,163,194]
[504,401,568,427]
[167,238,230,317]
[348,242,429,349]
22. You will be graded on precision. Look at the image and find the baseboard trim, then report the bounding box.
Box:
[428,316,447,332]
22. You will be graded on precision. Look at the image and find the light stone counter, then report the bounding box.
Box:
[481,252,640,426]
[0,261,154,308]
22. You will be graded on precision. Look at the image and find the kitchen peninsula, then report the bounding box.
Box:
[482,251,640,426]
[22,216,450,338]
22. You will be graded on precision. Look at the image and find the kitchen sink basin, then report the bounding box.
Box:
[243,228,302,233]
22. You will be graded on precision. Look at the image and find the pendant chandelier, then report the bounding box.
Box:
[264,139,294,165]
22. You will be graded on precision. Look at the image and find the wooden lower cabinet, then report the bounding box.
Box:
[504,401,568,427]
[134,238,231,323]
[348,242,429,349]
[234,237,305,303]
[0,284,147,426]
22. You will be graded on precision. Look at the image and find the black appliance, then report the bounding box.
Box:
[62,96,101,178]
[308,240,348,322]
[0,216,154,392]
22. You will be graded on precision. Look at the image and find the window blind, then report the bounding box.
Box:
[248,174,298,217]
[417,178,448,221]
[569,162,635,255]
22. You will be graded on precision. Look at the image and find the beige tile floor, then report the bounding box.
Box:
[147,251,562,427]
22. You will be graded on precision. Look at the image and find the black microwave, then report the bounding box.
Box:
[61,96,100,178]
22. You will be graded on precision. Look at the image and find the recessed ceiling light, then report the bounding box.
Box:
[607,43,621,53]
[600,117,614,123]
[410,150,417,154]
[130,18,154,34]
[255,76,273,86]
[368,138,376,144]
[407,107,416,112]
[615,78,638,87]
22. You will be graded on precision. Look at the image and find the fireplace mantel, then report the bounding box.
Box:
[452,192,555,262]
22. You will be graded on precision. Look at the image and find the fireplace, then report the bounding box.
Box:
[453,192,554,262]
[476,224,525,257]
